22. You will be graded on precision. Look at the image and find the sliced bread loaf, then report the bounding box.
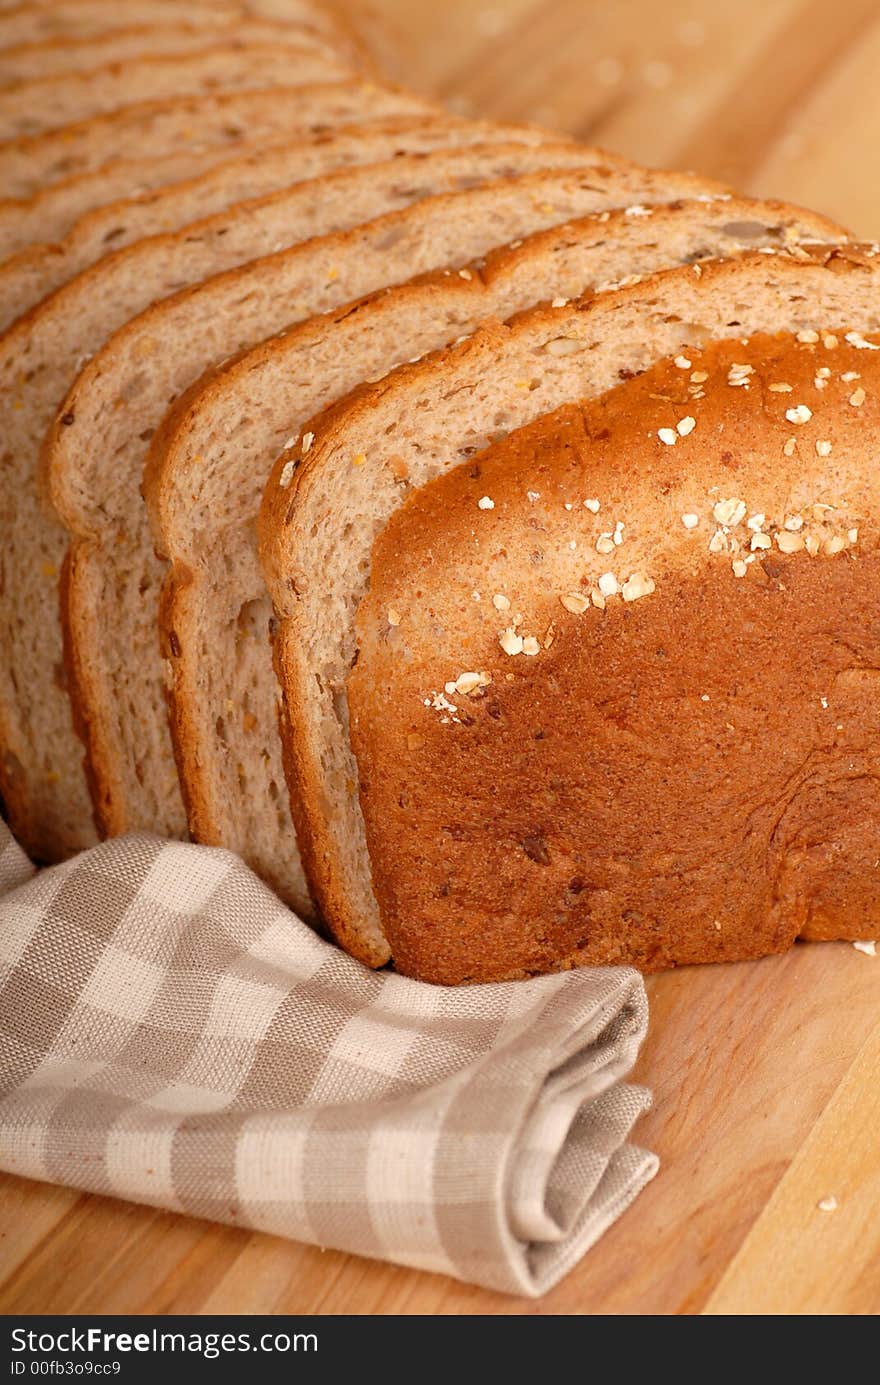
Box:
[0,81,436,197]
[0,124,582,330]
[0,1,354,50]
[0,43,355,139]
[147,196,845,909]
[0,19,348,85]
[5,154,626,864]
[0,113,545,259]
[40,163,727,881]
[258,246,880,966]
[348,332,880,981]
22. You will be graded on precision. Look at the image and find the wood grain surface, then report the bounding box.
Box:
[2,0,879,1317]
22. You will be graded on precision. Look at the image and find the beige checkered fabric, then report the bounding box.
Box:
[0,823,657,1296]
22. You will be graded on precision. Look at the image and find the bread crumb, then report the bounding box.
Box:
[677,415,696,436]
[849,387,866,407]
[527,490,541,502]
[768,382,793,393]
[783,436,797,457]
[522,636,540,656]
[731,559,748,578]
[853,940,877,956]
[681,513,699,529]
[499,627,523,656]
[797,329,819,343]
[674,355,692,369]
[387,608,401,626]
[815,439,833,456]
[301,431,314,454]
[279,460,296,488]
[817,1196,838,1212]
[492,593,511,611]
[477,495,495,510]
[691,370,708,383]
[845,331,879,350]
[728,363,753,387]
[785,404,812,423]
[584,497,601,512]
[658,427,677,446]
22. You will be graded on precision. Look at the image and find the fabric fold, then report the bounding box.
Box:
[0,824,657,1296]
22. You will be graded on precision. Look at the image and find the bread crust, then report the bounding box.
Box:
[261,247,880,968]
[348,333,880,982]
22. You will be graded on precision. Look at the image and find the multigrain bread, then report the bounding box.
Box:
[0,122,574,330]
[0,19,347,85]
[0,44,355,139]
[5,153,622,865]
[43,164,729,891]
[0,81,436,196]
[147,197,845,908]
[0,112,522,258]
[258,247,880,968]
[0,1,355,50]
[347,332,880,982]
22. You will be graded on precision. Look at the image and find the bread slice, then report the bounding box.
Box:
[0,119,572,330]
[0,43,356,139]
[38,163,727,882]
[0,1,355,51]
[0,81,435,197]
[0,19,348,85]
[258,246,880,966]
[148,196,845,911]
[347,328,880,981]
[6,153,621,864]
[0,112,520,258]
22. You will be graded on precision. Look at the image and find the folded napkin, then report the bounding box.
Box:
[0,822,657,1296]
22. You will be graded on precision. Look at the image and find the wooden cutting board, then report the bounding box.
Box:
[2,941,878,1314]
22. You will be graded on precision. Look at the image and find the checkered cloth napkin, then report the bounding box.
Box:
[0,822,657,1296]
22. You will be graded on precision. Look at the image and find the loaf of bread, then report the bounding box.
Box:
[0,81,435,196]
[147,196,843,911]
[259,248,880,969]
[40,163,725,883]
[3,0,878,988]
[347,329,880,981]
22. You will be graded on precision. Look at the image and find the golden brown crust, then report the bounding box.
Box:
[349,332,880,982]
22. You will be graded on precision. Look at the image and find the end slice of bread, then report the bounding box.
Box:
[258,246,880,967]
[348,331,880,981]
[146,196,844,913]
